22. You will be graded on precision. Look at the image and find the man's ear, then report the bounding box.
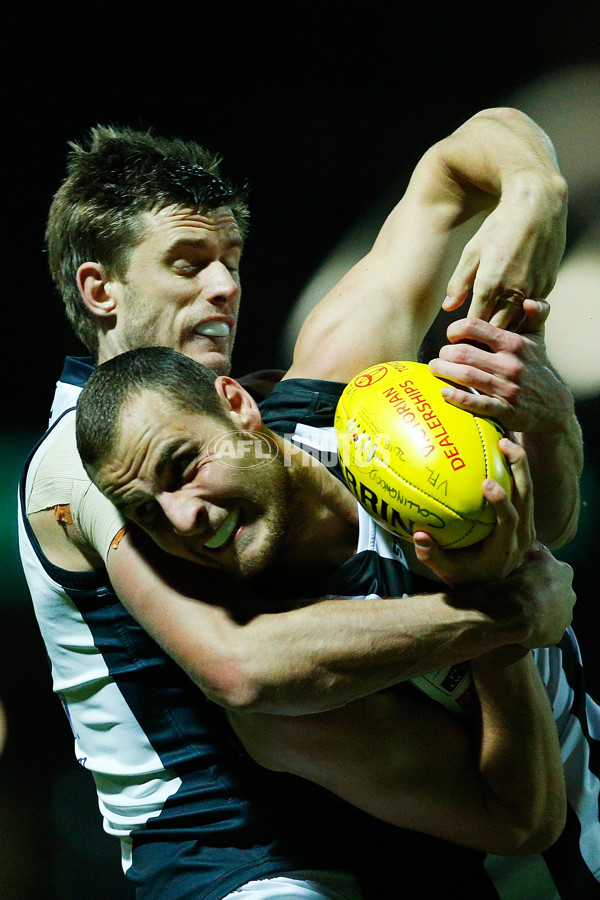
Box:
[76,262,121,317]
[215,376,262,430]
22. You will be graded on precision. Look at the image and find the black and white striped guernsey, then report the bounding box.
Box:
[261,377,600,900]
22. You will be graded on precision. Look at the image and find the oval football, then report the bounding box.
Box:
[334,361,512,548]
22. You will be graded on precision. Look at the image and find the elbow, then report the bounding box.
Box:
[537,503,581,551]
[521,814,566,855]
[493,817,565,857]
[522,793,567,854]
[488,803,567,857]
[193,651,268,713]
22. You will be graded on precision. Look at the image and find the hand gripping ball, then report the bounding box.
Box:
[334,361,512,549]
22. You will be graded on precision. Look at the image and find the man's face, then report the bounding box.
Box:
[107,205,242,374]
[94,390,291,579]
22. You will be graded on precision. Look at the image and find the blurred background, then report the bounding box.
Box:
[1,8,599,897]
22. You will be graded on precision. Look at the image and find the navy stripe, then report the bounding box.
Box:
[324,548,411,599]
[60,355,95,386]
[540,635,600,894]
[260,377,345,432]
[62,585,359,897]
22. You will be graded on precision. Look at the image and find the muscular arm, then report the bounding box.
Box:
[106,530,574,715]
[27,413,573,719]
[229,645,565,855]
[287,107,575,546]
[286,107,568,382]
[466,645,566,853]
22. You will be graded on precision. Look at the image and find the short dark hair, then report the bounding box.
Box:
[46,125,250,353]
[76,346,228,473]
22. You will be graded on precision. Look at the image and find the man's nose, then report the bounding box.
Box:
[158,492,207,535]
[203,261,240,305]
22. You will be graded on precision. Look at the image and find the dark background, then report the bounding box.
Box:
[1,10,599,898]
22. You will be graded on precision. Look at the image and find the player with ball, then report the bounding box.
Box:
[75,110,596,895]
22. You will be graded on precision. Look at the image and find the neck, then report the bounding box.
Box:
[272,435,359,583]
[96,334,123,365]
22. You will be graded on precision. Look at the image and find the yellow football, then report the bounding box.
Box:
[334,361,512,548]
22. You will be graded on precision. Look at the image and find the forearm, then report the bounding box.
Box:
[228,665,564,854]
[109,534,572,717]
[518,412,583,548]
[209,587,534,714]
[470,646,566,854]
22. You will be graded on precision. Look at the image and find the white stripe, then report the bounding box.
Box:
[18,464,182,839]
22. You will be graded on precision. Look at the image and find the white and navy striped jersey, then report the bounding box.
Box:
[20,358,509,900]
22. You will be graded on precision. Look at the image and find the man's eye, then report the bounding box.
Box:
[224,259,241,276]
[173,455,195,481]
[172,262,198,275]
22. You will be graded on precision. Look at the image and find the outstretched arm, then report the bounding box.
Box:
[286,107,567,382]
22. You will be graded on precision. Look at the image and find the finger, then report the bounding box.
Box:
[438,384,507,422]
[498,438,532,511]
[480,476,520,554]
[445,317,520,353]
[497,438,535,546]
[469,289,527,327]
[413,532,460,583]
[437,339,509,376]
[429,356,512,400]
[465,289,495,322]
[442,292,469,313]
[489,297,550,333]
[444,248,479,311]
[520,298,550,335]
[489,302,527,332]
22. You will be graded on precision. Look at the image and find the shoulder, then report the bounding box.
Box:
[24,412,121,572]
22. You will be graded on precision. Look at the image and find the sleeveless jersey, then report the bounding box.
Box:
[19,358,502,900]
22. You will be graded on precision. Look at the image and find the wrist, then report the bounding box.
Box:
[447,580,530,650]
[500,170,568,215]
[518,394,577,438]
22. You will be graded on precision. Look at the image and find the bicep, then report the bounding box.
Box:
[106,529,254,705]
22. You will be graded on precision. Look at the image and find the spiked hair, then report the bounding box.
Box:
[46,125,249,353]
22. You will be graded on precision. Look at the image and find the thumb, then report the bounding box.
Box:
[521,298,550,335]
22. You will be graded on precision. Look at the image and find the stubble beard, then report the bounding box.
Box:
[235,457,295,581]
[119,286,236,374]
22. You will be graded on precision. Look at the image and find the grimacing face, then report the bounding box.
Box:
[105,205,243,374]
[93,389,292,579]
